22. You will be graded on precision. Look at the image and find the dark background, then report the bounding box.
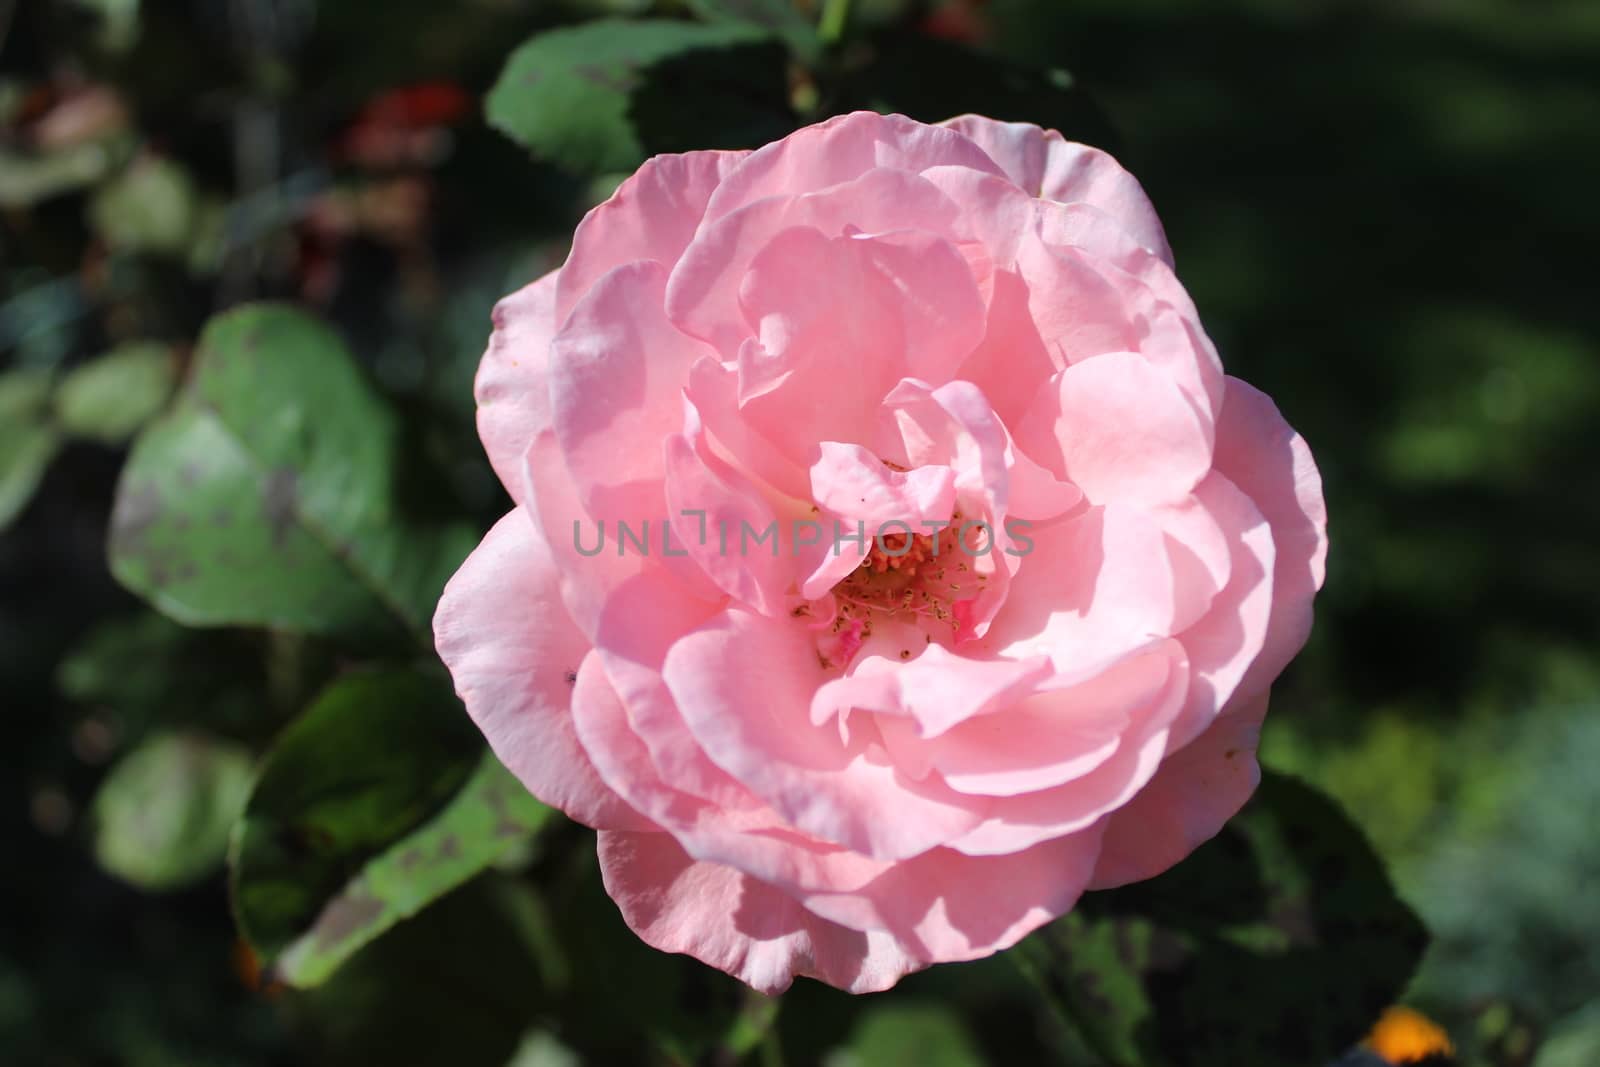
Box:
[3,0,1597,1063]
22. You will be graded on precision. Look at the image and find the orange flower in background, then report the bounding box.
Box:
[1366,1006,1456,1064]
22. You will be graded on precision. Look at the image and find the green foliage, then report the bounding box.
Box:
[55,342,176,443]
[486,18,791,174]
[229,668,550,987]
[1014,772,1427,1067]
[0,366,61,530]
[5,0,1593,1063]
[91,731,254,891]
[109,304,476,645]
[1535,1003,1600,1067]
[0,367,56,420]
[1412,704,1600,1029]
[88,156,198,256]
[834,1002,987,1067]
[0,142,124,207]
[287,877,551,1067]
[0,418,60,531]
[683,0,823,61]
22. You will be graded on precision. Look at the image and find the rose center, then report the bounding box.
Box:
[806,515,989,668]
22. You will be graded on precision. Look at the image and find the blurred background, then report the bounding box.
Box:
[2,0,1597,1064]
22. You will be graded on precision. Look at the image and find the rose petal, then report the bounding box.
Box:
[668,168,962,357]
[663,397,792,616]
[1211,377,1328,701]
[704,110,1006,224]
[813,645,1056,738]
[1169,473,1275,749]
[557,149,750,324]
[476,271,557,503]
[1016,351,1212,506]
[1088,692,1269,889]
[598,830,926,995]
[919,646,1175,797]
[434,509,650,830]
[976,503,1178,673]
[939,114,1173,264]
[549,261,714,516]
[946,642,1189,854]
[664,608,991,859]
[798,828,1105,961]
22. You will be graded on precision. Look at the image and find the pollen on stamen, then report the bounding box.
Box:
[820,516,979,637]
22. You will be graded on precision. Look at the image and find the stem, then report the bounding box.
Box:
[818,0,852,46]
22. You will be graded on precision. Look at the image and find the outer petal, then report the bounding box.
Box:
[798,828,1105,962]
[1211,377,1328,700]
[598,830,926,994]
[549,261,714,515]
[476,271,557,503]
[1167,473,1275,749]
[1087,692,1269,889]
[938,114,1173,264]
[1031,211,1224,420]
[571,649,765,835]
[667,167,962,357]
[703,110,1006,223]
[433,509,649,831]
[556,149,750,323]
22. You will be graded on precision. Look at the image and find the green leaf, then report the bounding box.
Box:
[57,611,275,738]
[55,342,177,443]
[292,876,550,1067]
[1535,1002,1600,1067]
[0,141,123,207]
[0,366,55,419]
[504,1029,582,1067]
[0,368,62,526]
[834,1002,986,1067]
[1012,771,1428,1067]
[837,34,1118,152]
[108,304,475,644]
[88,155,198,255]
[75,0,142,52]
[91,731,254,891]
[486,18,781,174]
[230,668,552,987]
[0,420,61,530]
[683,0,822,61]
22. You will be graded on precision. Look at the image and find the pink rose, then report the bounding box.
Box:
[434,112,1326,993]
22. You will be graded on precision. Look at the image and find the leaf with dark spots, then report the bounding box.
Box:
[230,668,555,988]
[293,877,550,1067]
[108,304,476,645]
[262,467,299,549]
[1011,771,1428,1067]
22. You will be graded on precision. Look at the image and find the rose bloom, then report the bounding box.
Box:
[435,112,1326,994]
